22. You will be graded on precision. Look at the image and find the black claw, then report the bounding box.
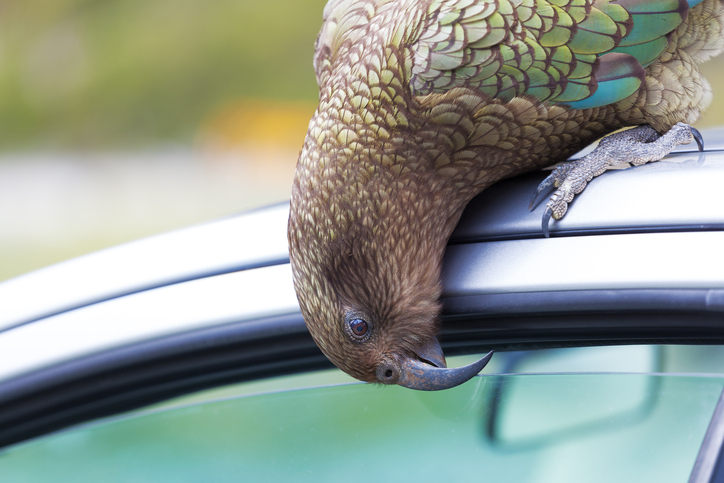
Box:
[542,206,552,238]
[691,127,704,152]
[529,173,556,211]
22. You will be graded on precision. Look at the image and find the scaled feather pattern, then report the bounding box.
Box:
[288,0,724,388]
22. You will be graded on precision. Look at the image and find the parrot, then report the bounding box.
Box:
[287,0,724,390]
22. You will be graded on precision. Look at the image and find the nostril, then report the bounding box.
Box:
[376,361,400,384]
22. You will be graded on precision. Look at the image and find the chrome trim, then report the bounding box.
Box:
[0,264,299,383]
[0,204,291,330]
[444,232,724,295]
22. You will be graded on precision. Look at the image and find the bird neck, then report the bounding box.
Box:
[290,113,474,320]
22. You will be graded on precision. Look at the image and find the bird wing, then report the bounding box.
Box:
[410,0,701,109]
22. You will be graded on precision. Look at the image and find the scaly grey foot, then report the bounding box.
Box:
[529,123,704,237]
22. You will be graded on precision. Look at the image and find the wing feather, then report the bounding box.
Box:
[409,0,691,108]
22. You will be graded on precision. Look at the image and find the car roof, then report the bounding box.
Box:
[453,144,723,242]
[2,137,722,329]
[0,203,291,331]
[1,138,724,376]
[1,130,724,448]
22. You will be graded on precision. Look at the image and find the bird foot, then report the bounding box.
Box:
[530,123,704,237]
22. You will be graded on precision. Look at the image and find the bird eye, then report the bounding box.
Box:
[349,318,368,337]
[344,313,372,342]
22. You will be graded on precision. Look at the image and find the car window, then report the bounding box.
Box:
[1,359,722,482]
[154,344,724,411]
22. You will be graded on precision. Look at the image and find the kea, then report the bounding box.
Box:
[288,0,724,390]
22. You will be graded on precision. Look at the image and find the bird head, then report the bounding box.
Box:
[288,155,493,390]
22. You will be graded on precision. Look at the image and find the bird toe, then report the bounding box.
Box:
[535,123,705,237]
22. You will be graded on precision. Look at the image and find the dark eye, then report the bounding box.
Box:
[349,318,368,338]
[344,313,372,342]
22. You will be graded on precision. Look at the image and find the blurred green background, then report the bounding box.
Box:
[0,0,327,281]
[2,0,724,281]
[0,0,326,149]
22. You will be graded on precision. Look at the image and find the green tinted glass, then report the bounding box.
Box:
[0,374,721,482]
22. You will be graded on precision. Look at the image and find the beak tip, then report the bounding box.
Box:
[398,350,494,391]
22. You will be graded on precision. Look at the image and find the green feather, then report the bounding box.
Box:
[470,58,502,83]
[595,0,634,38]
[467,12,508,49]
[563,75,641,109]
[566,0,590,22]
[619,0,684,13]
[497,0,515,16]
[617,0,687,47]
[549,46,574,76]
[619,14,685,46]
[612,37,669,67]
[567,7,620,54]
[463,2,498,22]
[568,53,597,79]
[560,52,645,108]
[553,80,594,102]
[439,11,462,25]
[525,66,557,99]
[539,5,576,47]
[478,75,501,98]
[535,0,557,32]
[539,24,574,47]
[524,35,548,62]
[521,10,543,32]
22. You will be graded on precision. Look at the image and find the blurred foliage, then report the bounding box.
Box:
[200,99,315,151]
[0,0,326,150]
[2,0,724,150]
[0,0,332,282]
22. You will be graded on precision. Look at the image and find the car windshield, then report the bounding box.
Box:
[1,347,723,483]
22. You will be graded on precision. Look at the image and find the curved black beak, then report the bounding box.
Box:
[397,338,494,391]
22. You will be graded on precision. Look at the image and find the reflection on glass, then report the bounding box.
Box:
[486,373,659,447]
[0,374,721,482]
